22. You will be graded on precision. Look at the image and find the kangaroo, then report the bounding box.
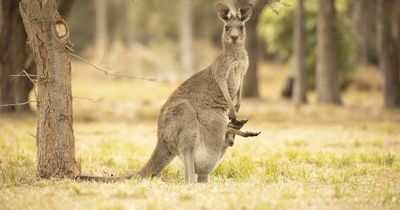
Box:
[139,3,254,183]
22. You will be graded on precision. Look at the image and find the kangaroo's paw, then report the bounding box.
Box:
[229,118,249,129]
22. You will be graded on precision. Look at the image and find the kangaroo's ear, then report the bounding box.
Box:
[238,4,253,22]
[217,3,231,22]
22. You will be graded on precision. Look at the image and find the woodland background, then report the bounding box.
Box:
[0,0,399,209]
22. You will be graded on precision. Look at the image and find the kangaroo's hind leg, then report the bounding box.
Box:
[178,127,199,183]
[182,144,196,183]
[176,101,199,183]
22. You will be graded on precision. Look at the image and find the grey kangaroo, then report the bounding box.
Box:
[139,3,255,183]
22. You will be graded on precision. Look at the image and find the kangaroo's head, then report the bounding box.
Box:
[217,3,253,47]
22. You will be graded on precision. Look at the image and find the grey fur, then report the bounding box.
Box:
[139,3,253,183]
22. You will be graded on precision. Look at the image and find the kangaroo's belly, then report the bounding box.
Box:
[191,109,228,175]
[193,142,222,175]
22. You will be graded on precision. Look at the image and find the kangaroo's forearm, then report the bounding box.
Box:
[216,80,235,110]
[236,86,242,109]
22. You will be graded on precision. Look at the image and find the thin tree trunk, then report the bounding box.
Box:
[20,0,79,178]
[57,0,76,17]
[351,0,369,65]
[95,0,107,62]
[316,0,342,105]
[293,0,307,105]
[243,0,268,98]
[0,0,30,112]
[395,1,400,72]
[179,0,194,77]
[377,0,400,108]
[351,0,378,65]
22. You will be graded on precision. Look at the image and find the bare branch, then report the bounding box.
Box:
[0,100,38,107]
[69,53,157,82]
[73,96,103,102]
[10,69,40,101]
[10,70,45,82]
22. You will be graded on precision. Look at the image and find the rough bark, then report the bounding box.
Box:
[316,0,342,105]
[377,0,400,108]
[0,0,30,112]
[95,0,107,62]
[20,0,79,178]
[179,0,194,77]
[292,0,307,105]
[243,0,268,98]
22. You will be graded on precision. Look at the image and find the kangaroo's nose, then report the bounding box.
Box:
[231,36,238,41]
[228,140,234,146]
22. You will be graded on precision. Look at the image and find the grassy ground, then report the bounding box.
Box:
[0,62,399,210]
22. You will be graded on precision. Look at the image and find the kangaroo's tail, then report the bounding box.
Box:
[139,140,175,178]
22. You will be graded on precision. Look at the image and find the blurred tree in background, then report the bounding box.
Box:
[350,0,378,65]
[292,0,307,105]
[1,0,399,110]
[243,0,269,98]
[0,0,75,113]
[259,0,355,91]
[377,0,400,108]
[316,0,342,105]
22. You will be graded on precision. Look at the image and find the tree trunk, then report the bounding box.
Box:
[95,0,107,62]
[19,0,79,178]
[292,0,307,105]
[243,0,268,98]
[351,0,377,65]
[316,0,342,105]
[0,0,30,112]
[179,0,194,77]
[377,0,400,108]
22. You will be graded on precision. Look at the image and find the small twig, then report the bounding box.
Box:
[69,53,157,82]
[0,100,38,107]
[29,133,36,139]
[22,69,38,100]
[271,5,280,16]
[65,44,75,52]
[73,96,103,102]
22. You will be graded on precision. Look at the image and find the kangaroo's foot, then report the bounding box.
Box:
[197,174,209,183]
[227,128,261,138]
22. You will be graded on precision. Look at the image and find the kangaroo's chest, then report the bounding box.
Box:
[227,58,248,97]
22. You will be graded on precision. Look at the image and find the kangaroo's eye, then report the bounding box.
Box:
[225,26,231,32]
[239,26,244,31]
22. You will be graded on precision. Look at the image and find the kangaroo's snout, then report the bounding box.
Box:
[231,35,238,42]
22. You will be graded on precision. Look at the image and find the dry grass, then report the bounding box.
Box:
[0,62,399,210]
